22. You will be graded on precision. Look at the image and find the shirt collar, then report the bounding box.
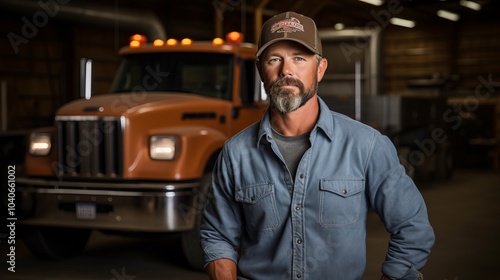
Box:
[257,96,334,147]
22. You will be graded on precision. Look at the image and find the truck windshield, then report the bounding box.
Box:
[111,52,234,100]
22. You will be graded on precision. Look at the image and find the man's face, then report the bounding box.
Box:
[258,41,327,113]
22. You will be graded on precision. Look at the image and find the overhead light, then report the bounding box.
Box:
[358,0,384,6]
[460,0,481,11]
[334,23,345,30]
[437,10,460,21]
[390,17,416,28]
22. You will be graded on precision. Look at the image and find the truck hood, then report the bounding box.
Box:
[56,92,228,117]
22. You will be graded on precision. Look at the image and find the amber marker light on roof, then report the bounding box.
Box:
[130,34,147,43]
[129,34,147,48]
[129,40,141,48]
[212,37,224,46]
[153,39,164,46]
[181,38,193,46]
[166,39,178,46]
[226,31,243,44]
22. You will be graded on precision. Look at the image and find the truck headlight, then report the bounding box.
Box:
[150,136,176,160]
[29,133,52,156]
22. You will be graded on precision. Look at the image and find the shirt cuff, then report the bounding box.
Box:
[202,243,239,269]
[382,261,421,280]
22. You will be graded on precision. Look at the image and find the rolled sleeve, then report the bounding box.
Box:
[200,148,242,268]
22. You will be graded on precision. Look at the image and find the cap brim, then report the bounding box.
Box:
[256,37,320,57]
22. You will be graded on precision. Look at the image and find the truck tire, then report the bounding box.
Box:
[181,172,211,271]
[21,226,91,260]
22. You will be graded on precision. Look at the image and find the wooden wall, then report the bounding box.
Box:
[382,19,500,96]
[457,20,500,93]
[381,18,500,169]
[0,16,128,131]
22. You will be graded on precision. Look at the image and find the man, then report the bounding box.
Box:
[200,11,434,280]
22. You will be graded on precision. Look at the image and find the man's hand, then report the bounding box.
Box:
[206,258,237,280]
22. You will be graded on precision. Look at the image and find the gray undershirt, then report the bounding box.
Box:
[272,129,311,181]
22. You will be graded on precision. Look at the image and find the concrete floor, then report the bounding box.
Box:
[0,168,499,279]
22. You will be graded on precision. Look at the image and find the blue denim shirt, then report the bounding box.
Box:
[201,97,435,280]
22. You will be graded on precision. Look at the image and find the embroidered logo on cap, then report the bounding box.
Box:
[270,17,304,34]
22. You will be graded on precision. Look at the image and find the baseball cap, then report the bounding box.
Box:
[256,11,322,58]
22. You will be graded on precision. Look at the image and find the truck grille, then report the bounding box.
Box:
[55,116,124,178]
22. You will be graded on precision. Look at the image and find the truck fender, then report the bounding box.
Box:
[175,126,226,178]
[134,125,226,180]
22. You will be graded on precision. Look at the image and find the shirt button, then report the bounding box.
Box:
[297,239,302,244]
[297,273,302,278]
[295,206,301,211]
[299,174,304,179]
[342,189,347,195]
[251,196,256,201]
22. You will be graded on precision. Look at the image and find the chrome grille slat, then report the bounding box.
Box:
[90,120,100,176]
[66,121,77,175]
[105,120,117,177]
[56,116,123,179]
[79,121,91,176]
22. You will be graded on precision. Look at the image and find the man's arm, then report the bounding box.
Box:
[365,134,435,279]
[206,258,237,280]
[200,149,242,276]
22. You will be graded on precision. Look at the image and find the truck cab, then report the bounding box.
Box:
[17,32,268,269]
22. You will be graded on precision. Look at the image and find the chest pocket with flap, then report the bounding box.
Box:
[319,179,365,227]
[235,183,280,231]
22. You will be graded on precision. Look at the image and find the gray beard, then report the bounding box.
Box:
[272,89,304,113]
[268,76,317,113]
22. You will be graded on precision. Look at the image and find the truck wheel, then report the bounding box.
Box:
[181,172,211,271]
[21,226,91,260]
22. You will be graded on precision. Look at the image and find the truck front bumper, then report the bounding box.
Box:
[16,177,205,232]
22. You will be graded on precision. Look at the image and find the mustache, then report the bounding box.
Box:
[268,77,305,91]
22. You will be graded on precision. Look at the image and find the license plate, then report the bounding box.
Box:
[76,203,96,220]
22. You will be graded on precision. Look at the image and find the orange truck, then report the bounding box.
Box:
[16,32,267,269]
